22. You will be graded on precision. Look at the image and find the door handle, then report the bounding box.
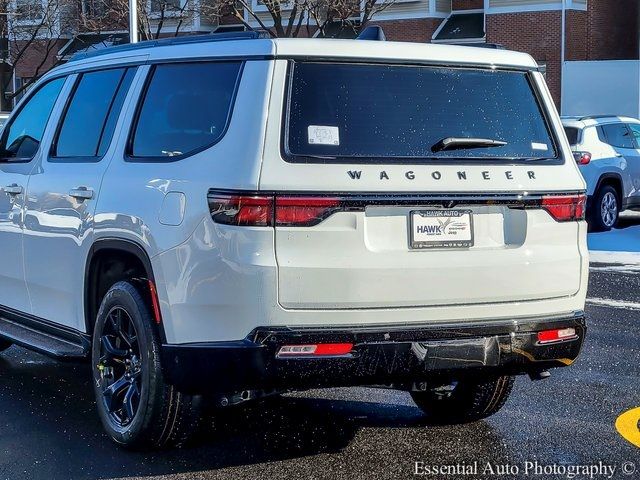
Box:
[69,187,94,200]
[615,153,623,158]
[3,184,23,195]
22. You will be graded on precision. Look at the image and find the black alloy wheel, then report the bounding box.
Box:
[96,306,142,427]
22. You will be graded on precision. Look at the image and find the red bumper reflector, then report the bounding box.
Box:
[537,327,577,344]
[277,343,353,357]
[147,280,162,325]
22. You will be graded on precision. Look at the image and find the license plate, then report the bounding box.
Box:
[410,209,474,249]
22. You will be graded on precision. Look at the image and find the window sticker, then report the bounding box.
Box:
[308,125,340,146]
[531,142,549,151]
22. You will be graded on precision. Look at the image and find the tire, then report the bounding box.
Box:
[410,375,514,424]
[92,281,201,449]
[589,185,619,232]
[0,338,12,352]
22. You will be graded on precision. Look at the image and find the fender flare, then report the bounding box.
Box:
[84,238,157,336]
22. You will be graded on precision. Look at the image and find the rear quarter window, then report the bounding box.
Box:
[284,62,559,164]
[129,61,243,161]
[563,127,581,146]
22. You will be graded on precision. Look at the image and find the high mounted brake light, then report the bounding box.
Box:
[541,194,586,222]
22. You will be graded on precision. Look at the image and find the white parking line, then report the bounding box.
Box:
[586,297,640,311]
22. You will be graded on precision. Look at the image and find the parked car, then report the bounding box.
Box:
[562,115,640,231]
[0,112,10,131]
[0,32,588,449]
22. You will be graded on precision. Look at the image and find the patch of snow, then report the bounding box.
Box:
[587,297,640,311]
[589,251,640,265]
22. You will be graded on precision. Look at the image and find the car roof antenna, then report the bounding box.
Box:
[357,26,386,41]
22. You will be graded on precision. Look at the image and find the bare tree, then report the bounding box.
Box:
[0,0,76,109]
[200,0,396,38]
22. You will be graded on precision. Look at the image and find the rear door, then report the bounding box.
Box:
[23,67,137,330]
[601,122,640,203]
[261,60,585,311]
[626,123,640,206]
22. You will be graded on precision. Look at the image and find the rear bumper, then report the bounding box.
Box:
[161,312,586,394]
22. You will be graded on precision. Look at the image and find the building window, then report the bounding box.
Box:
[81,0,106,17]
[15,0,44,21]
[151,0,182,12]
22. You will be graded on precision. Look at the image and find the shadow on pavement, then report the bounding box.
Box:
[0,349,513,479]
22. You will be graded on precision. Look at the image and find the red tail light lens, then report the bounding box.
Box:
[573,151,591,165]
[208,192,344,227]
[541,194,586,222]
[208,194,273,226]
[275,196,342,226]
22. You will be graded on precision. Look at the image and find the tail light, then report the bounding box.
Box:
[573,151,591,165]
[208,193,273,226]
[275,196,341,226]
[541,194,586,222]
[208,192,343,227]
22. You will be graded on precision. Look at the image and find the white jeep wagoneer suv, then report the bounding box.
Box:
[0,31,588,449]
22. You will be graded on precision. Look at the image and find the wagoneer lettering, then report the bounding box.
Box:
[0,32,587,450]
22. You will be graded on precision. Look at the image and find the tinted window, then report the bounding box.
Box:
[131,62,242,159]
[601,123,634,149]
[627,124,640,147]
[286,62,557,162]
[55,68,135,158]
[563,127,581,146]
[1,77,65,161]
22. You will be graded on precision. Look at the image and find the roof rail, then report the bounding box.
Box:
[577,114,622,121]
[357,26,386,41]
[69,31,262,63]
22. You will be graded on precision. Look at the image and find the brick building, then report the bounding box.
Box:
[247,0,639,107]
[7,0,640,109]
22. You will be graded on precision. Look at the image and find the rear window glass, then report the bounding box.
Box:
[285,62,558,163]
[601,123,634,149]
[130,61,242,159]
[563,127,581,146]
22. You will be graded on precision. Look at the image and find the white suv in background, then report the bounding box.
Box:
[562,115,640,231]
[0,32,588,449]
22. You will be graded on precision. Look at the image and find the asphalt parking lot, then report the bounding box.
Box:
[0,264,638,480]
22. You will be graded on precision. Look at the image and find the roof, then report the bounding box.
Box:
[561,115,640,127]
[47,35,539,80]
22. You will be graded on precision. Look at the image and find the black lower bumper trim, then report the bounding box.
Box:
[161,312,586,394]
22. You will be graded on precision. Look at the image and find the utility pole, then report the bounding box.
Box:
[129,0,139,43]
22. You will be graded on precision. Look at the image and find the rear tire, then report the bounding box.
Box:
[589,185,619,232]
[92,281,201,449]
[411,375,514,423]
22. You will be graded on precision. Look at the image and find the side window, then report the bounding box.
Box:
[53,68,136,160]
[628,124,640,148]
[0,77,65,162]
[129,61,242,160]
[601,123,635,149]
